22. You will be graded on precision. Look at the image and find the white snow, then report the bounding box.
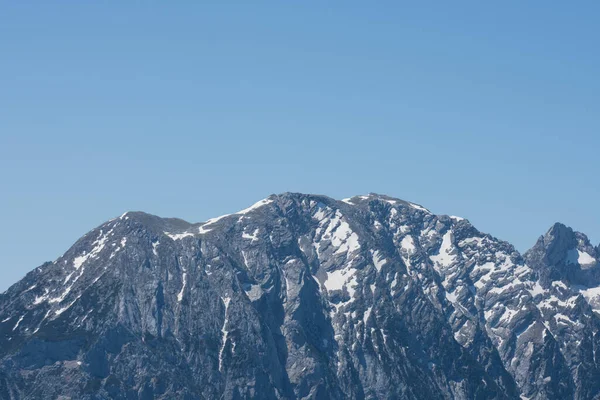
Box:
[553,313,574,327]
[164,231,194,240]
[313,207,327,222]
[22,284,37,293]
[218,297,231,372]
[552,281,568,290]
[198,198,273,235]
[33,294,49,305]
[73,229,110,269]
[450,216,464,221]
[63,271,75,284]
[391,273,399,290]
[458,237,483,247]
[152,241,160,256]
[198,214,230,234]
[346,275,358,299]
[324,268,357,292]
[363,306,372,326]
[235,198,273,215]
[331,220,360,255]
[12,315,24,331]
[445,291,457,303]
[245,284,263,301]
[241,250,250,268]
[580,285,600,312]
[408,202,431,213]
[401,236,416,253]
[242,228,260,242]
[516,320,536,339]
[566,249,596,266]
[205,214,230,226]
[371,250,388,272]
[49,233,112,307]
[198,224,213,234]
[48,274,80,304]
[177,271,187,302]
[430,230,456,268]
[313,208,360,256]
[472,262,496,290]
[54,295,81,316]
[499,307,518,325]
[109,237,128,259]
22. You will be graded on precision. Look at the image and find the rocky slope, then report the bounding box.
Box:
[1,193,599,399]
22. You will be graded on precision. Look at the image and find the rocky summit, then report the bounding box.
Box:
[1,193,600,400]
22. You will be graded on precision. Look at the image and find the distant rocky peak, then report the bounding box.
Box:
[525,222,599,286]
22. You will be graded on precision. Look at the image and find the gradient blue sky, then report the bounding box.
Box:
[1,2,599,291]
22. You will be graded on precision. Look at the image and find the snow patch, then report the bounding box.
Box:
[242,228,260,242]
[54,295,81,316]
[313,208,360,256]
[164,231,194,240]
[245,284,263,301]
[363,306,372,326]
[580,285,600,312]
[371,250,388,272]
[401,235,416,253]
[177,271,187,302]
[73,229,110,269]
[430,230,456,268]
[408,202,431,213]
[12,315,24,331]
[567,249,596,266]
[198,198,273,235]
[445,291,457,303]
[218,297,231,372]
[236,198,273,215]
[459,237,483,247]
[324,267,357,293]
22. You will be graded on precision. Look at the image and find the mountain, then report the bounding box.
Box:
[1,193,600,399]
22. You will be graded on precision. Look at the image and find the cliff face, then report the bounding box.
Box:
[1,193,599,399]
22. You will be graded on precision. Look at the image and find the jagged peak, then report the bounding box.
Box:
[545,222,575,241]
[525,222,599,286]
[533,222,594,255]
[339,193,432,213]
[111,193,443,229]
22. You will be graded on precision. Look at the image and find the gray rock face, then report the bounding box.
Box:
[1,193,599,399]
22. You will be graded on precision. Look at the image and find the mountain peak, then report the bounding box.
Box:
[340,193,432,213]
[525,222,598,286]
[3,193,600,399]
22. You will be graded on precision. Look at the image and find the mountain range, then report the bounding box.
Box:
[1,193,600,399]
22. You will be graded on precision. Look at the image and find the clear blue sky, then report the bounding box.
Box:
[1,2,599,291]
